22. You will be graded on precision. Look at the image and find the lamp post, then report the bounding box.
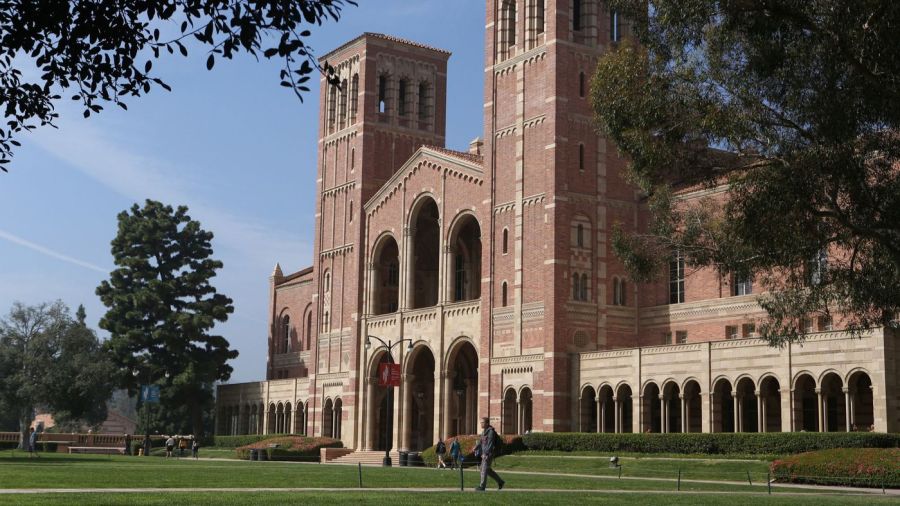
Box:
[132,367,169,456]
[365,335,413,467]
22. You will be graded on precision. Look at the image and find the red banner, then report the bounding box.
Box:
[377,363,401,387]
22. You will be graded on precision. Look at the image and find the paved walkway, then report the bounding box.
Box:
[0,487,892,496]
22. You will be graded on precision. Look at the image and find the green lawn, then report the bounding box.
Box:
[0,491,894,506]
[494,454,772,482]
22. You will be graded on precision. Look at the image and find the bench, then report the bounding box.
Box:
[68,446,125,455]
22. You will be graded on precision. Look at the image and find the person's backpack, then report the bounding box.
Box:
[436,441,446,453]
[491,427,504,455]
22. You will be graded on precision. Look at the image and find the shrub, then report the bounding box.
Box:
[212,434,290,448]
[521,432,900,456]
[421,434,525,467]
[771,448,899,488]
[235,436,342,461]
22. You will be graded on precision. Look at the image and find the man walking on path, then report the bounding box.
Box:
[475,417,504,491]
[27,427,38,458]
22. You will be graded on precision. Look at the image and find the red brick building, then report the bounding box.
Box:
[217,1,899,452]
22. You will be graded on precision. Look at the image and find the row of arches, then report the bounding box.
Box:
[369,197,481,316]
[578,370,875,433]
[218,397,345,439]
[363,340,479,452]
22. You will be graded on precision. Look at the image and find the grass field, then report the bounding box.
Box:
[0,450,892,505]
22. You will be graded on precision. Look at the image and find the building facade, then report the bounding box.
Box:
[217,1,899,448]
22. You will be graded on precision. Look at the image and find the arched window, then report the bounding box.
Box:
[579,143,585,171]
[305,312,312,349]
[580,273,589,301]
[418,81,431,129]
[398,78,409,116]
[324,271,331,292]
[327,84,337,131]
[610,9,621,42]
[349,201,353,222]
[573,273,581,300]
[501,281,508,307]
[502,228,509,254]
[322,311,330,333]
[338,78,348,129]
[454,253,466,301]
[579,71,585,97]
[281,315,290,353]
[349,73,359,123]
[526,0,545,48]
[576,224,584,248]
[378,74,388,114]
[669,252,685,304]
[500,0,517,58]
[350,148,355,171]
[573,0,583,31]
[612,278,627,306]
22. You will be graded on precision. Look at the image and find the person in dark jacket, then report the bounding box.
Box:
[474,417,504,491]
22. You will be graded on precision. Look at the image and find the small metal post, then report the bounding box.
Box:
[618,465,622,479]
[459,461,464,491]
[746,470,752,486]
[677,468,681,491]
[767,471,771,495]
[358,462,363,488]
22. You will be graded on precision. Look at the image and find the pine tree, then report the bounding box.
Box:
[96,200,237,437]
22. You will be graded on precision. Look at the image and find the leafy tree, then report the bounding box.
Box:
[0,0,356,169]
[0,301,115,447]
[97,200,236,438]
[593,1,900,345]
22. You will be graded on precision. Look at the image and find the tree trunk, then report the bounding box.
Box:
[17,407,32,450]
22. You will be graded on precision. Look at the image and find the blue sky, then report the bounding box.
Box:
[0,1,486,383]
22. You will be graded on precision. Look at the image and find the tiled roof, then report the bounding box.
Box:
[422,145,484,165]
[321,32,451,60]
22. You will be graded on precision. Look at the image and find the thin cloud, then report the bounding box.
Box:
[0,229,107,274]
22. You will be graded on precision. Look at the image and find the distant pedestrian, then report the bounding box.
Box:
[449,436,462,469]
[178,436,187,457]
[435,439,447,469]
[165,436,175,458]
[143,434,152,456]
[191,437,199,459]
[474,417,504,491]
[123,433,132,456]
[27,427,38,458]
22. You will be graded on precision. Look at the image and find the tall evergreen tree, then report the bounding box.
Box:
[97,200,236,437]
[593,1,900,345]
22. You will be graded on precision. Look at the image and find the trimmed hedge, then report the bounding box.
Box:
[236,436,342,461]
[211,434,291,448]
[421,434,525,467]
[771,448,899,488]
[521,432,900,456]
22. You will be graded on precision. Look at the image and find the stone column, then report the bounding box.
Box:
[843,387,851,432]
[659,395,666,433]
[401,374,414,450]
[440,245,453,304]
[442,372,453,437]
[815,388,824,432]
[613,397,620,433]
[598,398,604,433]
[709,392,716,433]
[366,262,377,314]
[680,395,687,433]
[402,227,415,309]
[517,400,524,434]
[365,378,376,450]
[732,392,740,432]
[756,391,763,433]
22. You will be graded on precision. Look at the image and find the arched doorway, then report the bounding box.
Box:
[449,215,481,301]
[294,401,305,435]
[323,398,334,438]
[580,386,597,432]
[820,372,846,432]
[367,352,395,451]
[662,382,681,433]
[736,377,757,432]
[502,388,517,434]
[793,373,818,431]
[616,384,633,433]
[759,376,782,432]
[372,235,400,314]
[411,198,440,308]
[519,388,533,433]
[598,385,615,433]
[643,382,661,432]
[405,345,436,450]
[267,403,276,434]
[713,379,734,432]
[683,380,702,433]
[848,370,874,431]
[445,341,478,437]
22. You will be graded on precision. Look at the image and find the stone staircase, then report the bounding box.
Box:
[329,450,400,466]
